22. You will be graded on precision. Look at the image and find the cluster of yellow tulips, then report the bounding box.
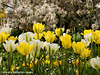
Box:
[0,23,100,75]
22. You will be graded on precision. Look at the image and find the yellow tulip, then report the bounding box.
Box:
[16,42,33,55]
[30,61,33,64]
[81,30,94,43]
[16,67,19,70]
[43,31,55,43]
[45,60,50,64]
[0,32,10,43]
[11,68,14,72]
[55,28,64,37]
[72,41,86,54]
[54,61,61,67]
[33,23,45,33]
[72,59,79,67]
[81,48,91,58]
[22,63,25,67]
[92,30,100,44]
[35,60,38,65]
[8,36,17,42]
[76,70,78,75]
[30,63,33,68]
[34,33,43,40]
[81,29,93,35]
[76,60,79,67]
[60,34,72,49]
[27,63,29,65]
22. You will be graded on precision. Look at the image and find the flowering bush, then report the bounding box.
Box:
[0,0,100,32]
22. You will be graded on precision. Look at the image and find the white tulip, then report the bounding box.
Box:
[42,42,50,50]
[27,49,41,61]
[0,57,2,65]
[28,39,43,59]
[29,39,43,52]
[43,42,60,56]
[81,39,90,47]
[3,40,17,52]
[0,27,12,34]
[90,56,100,70]
[84,33,93,43]
[18,32,35,43]
[49,43,60,56]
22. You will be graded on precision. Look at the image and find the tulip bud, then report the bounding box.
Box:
[76,32,81,42]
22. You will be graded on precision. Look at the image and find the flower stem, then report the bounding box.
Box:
[97,70,100,75]
[25,56,27,75]
[2,49,3,73]
[49,45,51,75]
[78,56,80,75]
[33,52,36,75]
[81,59,86,75]
[8,52,11,71]
[91,43,94,57]
[98,44,99,56]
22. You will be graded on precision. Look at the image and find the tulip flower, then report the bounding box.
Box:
[90,56,100,70]
[54,61,61,67]
[49,43,60,56]
[76,70,78,75]
[34,33,43,40]
[33,23,45,33]
[84,33,93,43]
[0,27,12,34]
[29,39,43,52]
[72,59,79,67]
[16,42,33,55]
[22,63,25,67]
[8,36,17,42]
[16,67,19,70]
[81,29,93,35]
[81,29,94,43]
[45,60,50,64]
[11,68,14,72]
[72,41,86,54]
[30,63,33,68]
[43,31,55,43]
[81,48,91,58]
[0,32,10,43]
[92,30,100,44]
[18,32,35,43]
[55,28,64,37]
[43,42,60,56]
[81,39,90,47]
[60,34,72,49]
[3,40,17,52]
[35,60,38,65]
[29,39,43,58]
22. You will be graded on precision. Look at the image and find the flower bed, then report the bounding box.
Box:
[0,23,99,75]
